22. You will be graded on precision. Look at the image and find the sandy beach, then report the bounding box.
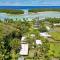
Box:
[29,11,59,15]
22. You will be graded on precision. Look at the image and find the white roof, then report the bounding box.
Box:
[20,44,28,55]
[36,40,42,45]
[40,32,51,37]
[53,23,60,26]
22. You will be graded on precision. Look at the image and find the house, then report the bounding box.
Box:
[40,32,51,38]
[20,44,28,55]
[20,36,29,55]
[53,23,60,26]
[36,40,42,45]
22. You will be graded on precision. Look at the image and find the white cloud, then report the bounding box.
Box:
[0,0,60,6]
[0,2,21,6]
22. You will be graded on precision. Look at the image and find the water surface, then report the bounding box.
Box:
[0,11,60,20]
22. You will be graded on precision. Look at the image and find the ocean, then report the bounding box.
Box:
[0,6,60,10]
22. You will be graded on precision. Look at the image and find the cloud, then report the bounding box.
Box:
[0,0,60,6]
[0,2,21,6]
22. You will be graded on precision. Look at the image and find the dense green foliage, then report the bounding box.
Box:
[0,9,24,14]
[0,19,34,60]
[0,20,21,60]
[0,17,60,60]
[49,32,60,41]
[45,18,60,23]
[28,8,60,13]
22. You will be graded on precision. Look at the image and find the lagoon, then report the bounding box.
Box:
[0,11,60,20]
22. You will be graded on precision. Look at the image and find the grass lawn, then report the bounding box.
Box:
[28,49,35,58]
[0,22,19,39]
[25,47,43,60]
[48,26,60,57]
[49,42,60,57]
[54,26,60,32]
[49,32,60,41]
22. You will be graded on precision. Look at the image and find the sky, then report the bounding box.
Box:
[0,0,60,6]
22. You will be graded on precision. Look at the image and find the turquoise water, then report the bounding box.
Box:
[0,11,60,20]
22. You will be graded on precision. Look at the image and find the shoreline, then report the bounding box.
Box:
[28,11,60,15]
[0,11,60,20]
[0,11,60,16]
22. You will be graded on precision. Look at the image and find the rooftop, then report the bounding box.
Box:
[40,32,51,37]
[36,40,42,45]
[20,44,28,55]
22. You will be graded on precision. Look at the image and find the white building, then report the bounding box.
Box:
[20,44,28,55]
[40,32,51,38]
[36,40,42,45]
[53,23,60,26]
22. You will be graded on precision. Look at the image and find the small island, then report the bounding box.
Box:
[28,8,60,13]
[0,9,24,14]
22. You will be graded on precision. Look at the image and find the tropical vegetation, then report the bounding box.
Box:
[0,9,24,14]
[28,8,60,13]
[0,17,60,60]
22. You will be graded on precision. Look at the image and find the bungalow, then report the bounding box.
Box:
[36,40,42,45]
[20,36,28,55]
[53,23,60,26]
[40,32,51,38]
[19,44,28,55]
